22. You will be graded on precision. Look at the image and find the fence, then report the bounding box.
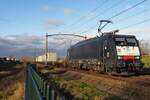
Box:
[25,64,74,100]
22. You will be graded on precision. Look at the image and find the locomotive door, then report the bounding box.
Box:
[102,40,111,72]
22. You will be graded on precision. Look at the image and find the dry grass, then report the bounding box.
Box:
[7,82,24,100]
[64,71,150,100]
[40,66,150,100]
[36,63,46,69]
[40,67,121,100]
[0,63,25,100]
[53,77,121,100]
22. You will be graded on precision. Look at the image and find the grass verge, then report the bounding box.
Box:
[41,67,122,100]
[0,63,25,100]
[142,55,150,68]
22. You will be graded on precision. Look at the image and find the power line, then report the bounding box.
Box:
[71,0,109,25]
[120,18,150,30]
[108,0,147,20]
[75,0,126,33]
[81,0,147,34]
[81,23,98,33]
[62,0,109,32]
[115,9,149,23]
[72,0,125,33]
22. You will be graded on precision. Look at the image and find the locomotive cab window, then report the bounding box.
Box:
[115,37,137,46]
[115,37,125,46]
[126,38,137,46]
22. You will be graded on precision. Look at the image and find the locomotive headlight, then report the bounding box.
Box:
[135,56,140,59]
[118,56,122,59]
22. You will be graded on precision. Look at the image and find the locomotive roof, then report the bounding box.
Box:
[71,37,97,48]
[70,34,136,49]
[114,34,135,38]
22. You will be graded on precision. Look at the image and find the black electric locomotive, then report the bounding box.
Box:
[67,32,143,75]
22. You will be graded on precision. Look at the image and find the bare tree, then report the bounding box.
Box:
[139,39,150,55]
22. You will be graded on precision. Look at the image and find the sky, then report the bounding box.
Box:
[0,0,150,57]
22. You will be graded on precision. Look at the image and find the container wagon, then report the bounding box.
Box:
[36,53,57,64]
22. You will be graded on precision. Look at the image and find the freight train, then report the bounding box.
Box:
[67,32,143,75]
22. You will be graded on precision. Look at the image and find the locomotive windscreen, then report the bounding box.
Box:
[115,37,125,46]
[115,37,137,46]
[115,37,140,56]
[126,38,137,46]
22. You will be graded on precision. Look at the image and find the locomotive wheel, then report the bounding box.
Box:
[106,67,113,75]
[117,67,121,73]
[98,65,105,74]
[89,68,94,72]
[112,67,121,74]
[79,64,83,70]
[72,63,77,69]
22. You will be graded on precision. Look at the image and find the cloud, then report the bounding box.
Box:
[42,5,49,12]
[0,34,45,57]
[63,8,76,15]
[119,26,150,39]
[46,19,64,28]
[41,5,76,15]
[0,34,83,58]
[0,18,10,22]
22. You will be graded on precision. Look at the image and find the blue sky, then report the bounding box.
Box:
[0,0,150,38]
[0,0,150,57]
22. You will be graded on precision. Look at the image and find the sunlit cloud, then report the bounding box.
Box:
[45,19,64,27]
[0,34,83,58]
[63,8,76,15]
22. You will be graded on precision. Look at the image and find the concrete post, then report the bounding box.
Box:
[45,33,48,66]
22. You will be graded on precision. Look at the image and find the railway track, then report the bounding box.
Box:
[65,67,129,81]
[66,67,150,87]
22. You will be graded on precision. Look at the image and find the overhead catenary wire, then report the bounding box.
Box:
[81,23,98,33]
[61,0,109,32]
[82,17,150,36]
[75,0,126,34]
[108,0,147,20]
[80,0,147,34]
[100,0,148,32]
[115,9,149,23]
[73,0,125,32]
[71,0,109,25]
[120,17,150,30]
[105,0,148,30]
